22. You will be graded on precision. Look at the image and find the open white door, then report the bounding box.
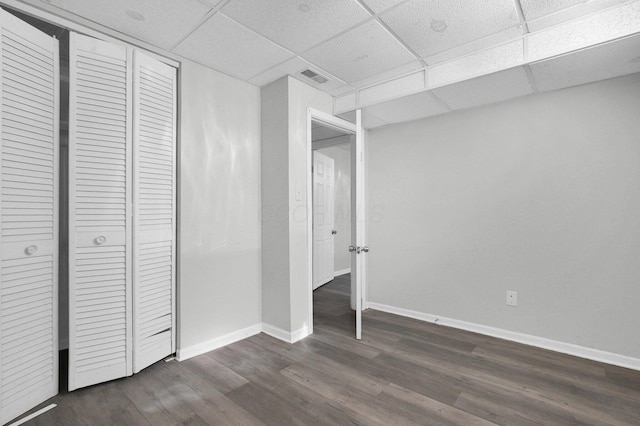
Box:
[308,108,364,340]
[350,111,365,340]
[312,151,335,289]
[0,9,59,423]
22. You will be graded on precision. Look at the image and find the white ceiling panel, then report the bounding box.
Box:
[173,13,293,81]
[221,0,371,53]
[248,57,346,91]
[519,0,587,21]
[363,91,450,124]
[360,0,408,14]
[302,20,417,83]
[432,67,534,110]
[351,60,423,88]
[328,85,357,96]
[379,0,520,58]
[530,34,640,92]
[43,0,217,49]
[525,0,625,31]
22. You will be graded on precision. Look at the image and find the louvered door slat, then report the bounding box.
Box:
[133,51,176,373]
[68,33,132,391]
[0,9,58,424]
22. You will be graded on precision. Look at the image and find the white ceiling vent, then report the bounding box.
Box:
[300,68,329,84]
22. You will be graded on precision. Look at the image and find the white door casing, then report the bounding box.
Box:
[307,108,363,340]
[0,9,59,423]
[68,32,133,390]
[132,50,177,373]
[312,151,335,290]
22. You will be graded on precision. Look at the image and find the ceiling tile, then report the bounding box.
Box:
[424,26,524,65]
[519,0,586,21]
[363,91,449,124]
[302,20,417,83]
[328,85,356,96]
[221,0,371,53]
[173,13,293,81]
[360,0,407,14]
[248,57,346,91]
[428,39,524,88]
[432,67,533,110]
[351,60,423,88]
[379,0,521,58]
[525,0,627,31]
[530,34,640,92]
[44,0,216,49]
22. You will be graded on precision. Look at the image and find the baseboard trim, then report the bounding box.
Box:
[262,323,309,343]
[334,268,351,277]
[176,323,262,361]
[366,302,640,371]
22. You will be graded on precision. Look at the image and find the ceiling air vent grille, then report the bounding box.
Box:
[300,69,328,84]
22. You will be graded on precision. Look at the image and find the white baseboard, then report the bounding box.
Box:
[366,302,640,371]
[176,323,262,361]
[262,323,309,343]
[334,268,351,277]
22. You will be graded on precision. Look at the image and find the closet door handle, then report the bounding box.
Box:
[25,245,38,255]
[94,235,107,245]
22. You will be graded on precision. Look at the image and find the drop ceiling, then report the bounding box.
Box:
[15,0,640,129]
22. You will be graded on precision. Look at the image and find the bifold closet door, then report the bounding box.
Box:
[68,33,132,390]
[0,9,59,423]
[132,51,176,373]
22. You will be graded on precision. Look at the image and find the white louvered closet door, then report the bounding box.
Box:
[132,51,176,373]
[68,33,132,391]
[0,9,59,424]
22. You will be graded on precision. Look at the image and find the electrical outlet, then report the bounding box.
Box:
[506,291,518,307]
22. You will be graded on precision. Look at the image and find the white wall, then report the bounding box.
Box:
[261,78,291,331]
[178,59,262,352]
[288,78,333,335]
[316,145,351,274]
[367,73,640,360]
[261,76,333,338]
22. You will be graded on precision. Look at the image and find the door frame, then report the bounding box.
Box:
[306,107,363,337]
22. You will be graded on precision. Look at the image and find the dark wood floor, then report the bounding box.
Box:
[17,273,640,425]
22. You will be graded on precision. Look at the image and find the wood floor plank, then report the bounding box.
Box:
[15,274,640,425]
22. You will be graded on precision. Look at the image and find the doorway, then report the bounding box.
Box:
[307,109,365,340]
[312,125,351,290]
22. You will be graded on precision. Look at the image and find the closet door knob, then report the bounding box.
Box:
[25,245,38,255]
[94,236,107,245]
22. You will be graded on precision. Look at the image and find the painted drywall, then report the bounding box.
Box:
[261,77,291,331]
[288,78,333,334]
[367,72,640,359]
[261,76,333,336]
[316,145,351,274]
[179,59,262,351]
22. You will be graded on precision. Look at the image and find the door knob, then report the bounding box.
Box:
[332,230,337,235]
[25,245,38,255]
[362,246,369,253]
[349,245,357,252]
